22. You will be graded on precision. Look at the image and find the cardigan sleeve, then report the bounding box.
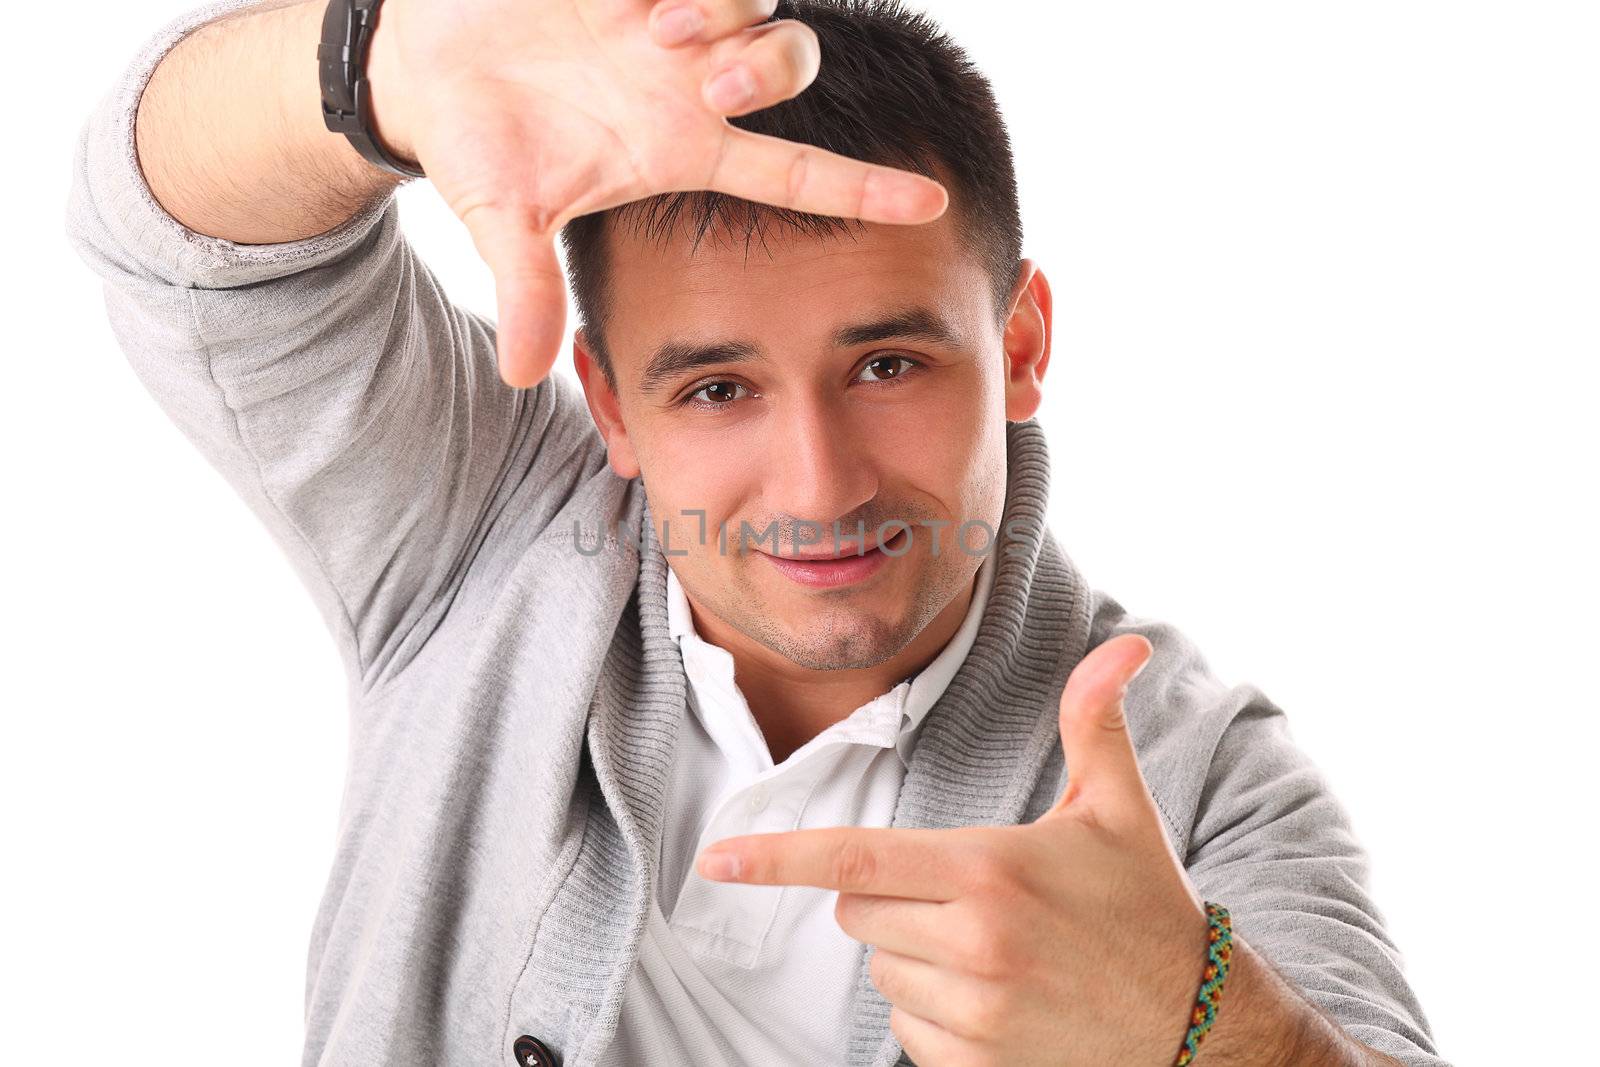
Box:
[1077,587,1451,1066]
[1180,695,1451,1067]
[64,0,608,696]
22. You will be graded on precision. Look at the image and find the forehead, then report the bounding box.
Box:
[598,206,991,388]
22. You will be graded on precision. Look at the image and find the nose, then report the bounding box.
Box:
[762,391,879,536]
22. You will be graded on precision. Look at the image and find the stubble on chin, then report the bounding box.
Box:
[719,549,968,672]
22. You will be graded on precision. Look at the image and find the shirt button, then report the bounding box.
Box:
[512,1034,558,1066]
[747,784,770,814]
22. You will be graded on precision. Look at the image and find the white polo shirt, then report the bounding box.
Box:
[598,551,996,1066]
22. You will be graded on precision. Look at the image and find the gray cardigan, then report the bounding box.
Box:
[65,4,1449,1064]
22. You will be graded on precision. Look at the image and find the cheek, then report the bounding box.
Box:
[639,443,760,556]
[897,407,992,507]
[927,428,1009,557]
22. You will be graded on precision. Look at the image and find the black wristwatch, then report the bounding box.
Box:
[318,0,425,178]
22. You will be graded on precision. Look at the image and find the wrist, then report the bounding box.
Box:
[363,0,419,170]
[1188,938,1373,1067]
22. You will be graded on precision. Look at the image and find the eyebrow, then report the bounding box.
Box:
[636,305,964,397]
[831,306,962,350]
[637,340,762,398]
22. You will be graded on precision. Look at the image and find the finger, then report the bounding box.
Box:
[706,127,949,224]
[871,949,965,1034]
[696,827,971,900]
[1047,632,1156,823]
[835,893,952,965]
[458,204,567,388]
[873,948,999,1042]
[649,0,776,48]
[889,1004,969,1066]
[700,20,821,117]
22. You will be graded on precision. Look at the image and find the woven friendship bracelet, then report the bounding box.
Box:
[1173,901,1235,1066]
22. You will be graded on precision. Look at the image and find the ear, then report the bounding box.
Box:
[573,328,641,479]
[1000,259,1053,423]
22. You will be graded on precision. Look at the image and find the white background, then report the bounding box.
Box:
[4,1,1595,1063]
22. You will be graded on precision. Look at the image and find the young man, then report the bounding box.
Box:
[67,0,1449,1064]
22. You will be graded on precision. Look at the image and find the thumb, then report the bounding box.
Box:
[1045,632,1156,824]
[460,204,568,389]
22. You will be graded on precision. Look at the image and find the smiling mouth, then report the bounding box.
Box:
[764,527,910,561]
[755,526,911,589]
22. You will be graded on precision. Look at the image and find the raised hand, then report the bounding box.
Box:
[364,0,950,388]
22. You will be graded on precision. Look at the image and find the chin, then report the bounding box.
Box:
[774,633,908,673]
[756,600,921,672]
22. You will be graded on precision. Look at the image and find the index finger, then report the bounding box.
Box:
[697,826,968,900]
[707,127,949,225]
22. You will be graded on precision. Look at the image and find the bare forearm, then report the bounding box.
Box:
[135,0,402,243]
[1196,938,1406,1067]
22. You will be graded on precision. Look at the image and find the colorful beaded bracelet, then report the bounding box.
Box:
[1173,901,1235,1066]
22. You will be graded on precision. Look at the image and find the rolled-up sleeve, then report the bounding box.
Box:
[1183,697,1450,1067]
[64,0,608,697]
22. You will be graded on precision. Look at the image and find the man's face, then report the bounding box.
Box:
[574,207,1047,673]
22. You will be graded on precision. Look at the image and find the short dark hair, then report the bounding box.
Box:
[558,0,1023,391]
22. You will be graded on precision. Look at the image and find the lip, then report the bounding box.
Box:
[772,533,893,561]
[758,529,908,588]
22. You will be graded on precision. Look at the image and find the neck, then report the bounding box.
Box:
[686,568,980,764]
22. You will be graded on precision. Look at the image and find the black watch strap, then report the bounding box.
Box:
[318,0,424,179]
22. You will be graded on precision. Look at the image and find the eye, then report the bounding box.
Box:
[857,355,920,383]
[682,380,753,408]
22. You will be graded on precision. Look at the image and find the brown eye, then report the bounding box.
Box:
[686,380,750,406]
[858,355,916,382]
